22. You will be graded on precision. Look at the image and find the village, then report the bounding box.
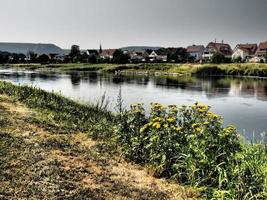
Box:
[1,40,267,64]
[72,40,267,64]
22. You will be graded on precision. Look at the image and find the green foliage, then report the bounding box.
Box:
[38,54,51,64]
[112,49,130,64]
[211,53,226,64]
[69,45,81,62]
[233,56,243,63]
[115,102,267,199]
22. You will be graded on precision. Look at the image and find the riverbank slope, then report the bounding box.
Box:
[0,84,199,199]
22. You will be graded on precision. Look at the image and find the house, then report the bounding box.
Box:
[54,54,65,62]
[99,49,116,60]
[86,49,99,56]
[129,51,148,63]
[148,49,167,62]
[254,41,267,62]
[203,41,233,60]
[232,43,257,61]
[187,45,205,61]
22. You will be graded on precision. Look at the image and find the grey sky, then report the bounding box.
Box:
[0,0,266,49]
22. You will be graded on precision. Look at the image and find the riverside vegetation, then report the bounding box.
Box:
[0,81,266,199]
[4,63,267,77]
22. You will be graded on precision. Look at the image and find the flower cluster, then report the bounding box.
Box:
[115,101,241,195]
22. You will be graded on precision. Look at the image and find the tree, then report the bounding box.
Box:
[88,54,98,63]
[28,51,38,63]
[0,52,9,64]
[233,56,242,63]
[166,47,189,63]
[211,52,225,64]
[69,45,81,62]
[38,54,50,64]
[112,49,129,64]
[265,52,267,63]
[10,53,26,63]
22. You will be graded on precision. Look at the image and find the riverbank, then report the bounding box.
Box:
[0,81,266,199]
[3,63,267,77]
[0,82,199,199]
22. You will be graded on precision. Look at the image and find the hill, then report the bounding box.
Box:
[120,46,162,52]
[0,42,66,55]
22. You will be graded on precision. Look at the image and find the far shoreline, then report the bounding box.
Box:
[2,62,267,78]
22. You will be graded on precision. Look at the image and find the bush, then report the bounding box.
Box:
[115,102,267,199]
[211,53,226,64]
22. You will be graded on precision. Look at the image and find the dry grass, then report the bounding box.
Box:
[0,95,200,199]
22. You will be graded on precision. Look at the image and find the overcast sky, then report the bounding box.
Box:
[0,0,267,49]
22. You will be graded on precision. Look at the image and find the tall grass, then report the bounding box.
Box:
[0,81,113,134]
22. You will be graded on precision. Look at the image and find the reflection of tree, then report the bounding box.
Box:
[150,75,267,101]
[38,73,58,81]
[70,72,81,86]
[205,77,231,98]
[29,73,37,82]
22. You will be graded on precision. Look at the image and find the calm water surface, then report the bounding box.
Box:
[0,67,266,142]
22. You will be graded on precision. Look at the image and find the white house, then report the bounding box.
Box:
[148,51,167,62]
[187,45,205,61]
[232,44,257,61]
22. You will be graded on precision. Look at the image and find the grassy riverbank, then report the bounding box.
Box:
[0,81,199,199]
[3,63,267,77]
[0,81,266,199]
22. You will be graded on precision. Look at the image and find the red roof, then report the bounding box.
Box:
[207,42,233,56]
[256,41,267,56]
[100,49,116,57]
[236,43,257,55]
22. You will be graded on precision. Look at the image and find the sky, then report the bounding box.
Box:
[0,0,267,49]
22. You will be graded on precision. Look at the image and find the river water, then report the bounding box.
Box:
[0,67,266,142]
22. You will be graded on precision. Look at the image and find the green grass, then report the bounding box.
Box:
[0,80,113,135]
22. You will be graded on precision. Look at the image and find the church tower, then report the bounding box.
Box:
[99,44,103,54]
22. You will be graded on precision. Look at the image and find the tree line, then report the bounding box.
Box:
[1,44,267,64]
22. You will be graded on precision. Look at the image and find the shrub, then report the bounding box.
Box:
[115,102,266,199]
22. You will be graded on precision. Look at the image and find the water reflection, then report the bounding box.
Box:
[0,68,266,142]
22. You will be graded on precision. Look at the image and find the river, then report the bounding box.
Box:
[0,67,266,143]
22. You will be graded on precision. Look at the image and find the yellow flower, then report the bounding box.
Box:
[195,128,202,132]
[207,112,220,119]
[175,127,182,132]
[163,124,169,128]
[167,117,175,123]
[140,127,146,133]
[152,122,161,129]
[192,123,201,129]
[224,125,236,135]
[192,102,209,112]
[140,123,149,132]
[152,117,162,122]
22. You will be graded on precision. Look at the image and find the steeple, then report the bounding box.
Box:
[99,44,103,54]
